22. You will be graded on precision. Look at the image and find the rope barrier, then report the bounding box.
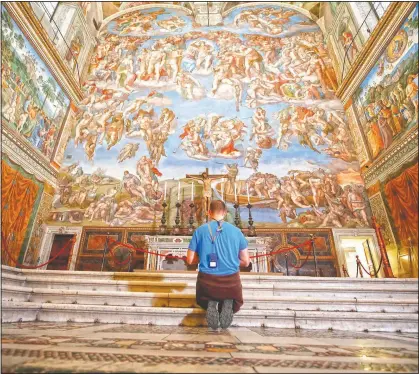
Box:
[357,255,384,277]
[289,243,313,269]
[1,233,74,269]
[106,237,313,260]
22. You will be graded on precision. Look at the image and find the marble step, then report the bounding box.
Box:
[2,301,417,332]
[3,265,417,289]
[9,277,417,299]
[2,285,418,313]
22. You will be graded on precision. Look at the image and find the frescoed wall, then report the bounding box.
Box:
[1,6,71,161]
[50,4,372,230]
[352,5,418,160]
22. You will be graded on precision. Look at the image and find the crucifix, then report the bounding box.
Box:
[186,168,228,221]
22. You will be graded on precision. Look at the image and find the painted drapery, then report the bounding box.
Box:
[1,158,43,266]
[384,163,418,246]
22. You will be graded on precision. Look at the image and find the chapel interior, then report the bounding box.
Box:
[1,2,418,373]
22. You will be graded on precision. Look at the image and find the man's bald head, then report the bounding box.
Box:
[209,200,226,217]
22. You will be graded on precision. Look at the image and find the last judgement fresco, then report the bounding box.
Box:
[49,4,372,228]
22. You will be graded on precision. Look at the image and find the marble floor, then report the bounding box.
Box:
[1,322,418,373]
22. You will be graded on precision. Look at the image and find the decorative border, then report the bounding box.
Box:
[1,126,58,188]
[336,2,416,105]
[363,128,418,187]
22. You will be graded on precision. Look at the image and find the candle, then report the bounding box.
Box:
[191,182,194,201]
[234,183,237,202]
[221,179,224,201]
[177,181,180,201]
[246,183,250,204]
[164,182,167,201]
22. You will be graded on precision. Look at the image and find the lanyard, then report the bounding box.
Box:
[207,220,223,252]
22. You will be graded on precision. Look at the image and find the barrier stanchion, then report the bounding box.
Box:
[285,253,289,276]
[128,252,132,272]
[372,217,394,278]
[356,256,364,278]
[310,234,319,277]
[101,234,109,272]
[342,264,350,277]
[365,239,378,278]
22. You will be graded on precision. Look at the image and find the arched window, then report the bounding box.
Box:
[349,2,391,42]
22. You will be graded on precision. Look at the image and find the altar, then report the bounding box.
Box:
[145,235,269,272]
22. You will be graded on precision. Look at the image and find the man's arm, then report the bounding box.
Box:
[186,249,199,265]
[239,248,250,268]
[186,230,200,265]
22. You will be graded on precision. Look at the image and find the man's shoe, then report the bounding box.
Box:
[206,300,219,330]
[219,299,234,329]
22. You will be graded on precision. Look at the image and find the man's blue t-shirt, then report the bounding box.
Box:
[189,220,248,276]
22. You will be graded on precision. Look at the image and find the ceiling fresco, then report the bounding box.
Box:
[51,4,371,229]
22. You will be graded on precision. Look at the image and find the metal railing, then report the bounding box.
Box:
[30,2,81,85]
[341,2,390,81]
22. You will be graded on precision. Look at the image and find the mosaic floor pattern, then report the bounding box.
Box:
[2,322,418,373]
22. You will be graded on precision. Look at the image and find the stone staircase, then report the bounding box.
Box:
[2,265,418,332]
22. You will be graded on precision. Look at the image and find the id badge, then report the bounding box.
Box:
[209,253,218,268]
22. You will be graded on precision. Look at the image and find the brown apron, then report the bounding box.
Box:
[196,271,243,314]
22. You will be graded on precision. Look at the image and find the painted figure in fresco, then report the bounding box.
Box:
[117,143,140,163]
[123,170,147,200]
[104,112,124,150]
[157,16,186,32]
[179,119,209,160]
[225,163,239,195]
[146,108,176,165]
[136,156,162,194]
[341,30,358,63]
[244,147,262,171]
[74,112,94,147]
[176,71,203,100]
[250,107,275,149]
[376,100,394,149]
[3,90,21,124]
[207,117,245,158]
[345,185,369,226]
[66,34,82,72]
[406,73,418,114]
[279,202,297,223]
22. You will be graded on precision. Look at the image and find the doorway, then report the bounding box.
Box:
[46,234,74,270]
[341,237,380,278]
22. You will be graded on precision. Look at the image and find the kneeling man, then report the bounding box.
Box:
[186,200,250,329]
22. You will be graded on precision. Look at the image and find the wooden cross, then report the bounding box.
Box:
[186,168,228,221]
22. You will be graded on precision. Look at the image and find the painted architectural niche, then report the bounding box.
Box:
[1,6,71,161]
[51,4,372,229]
[352,5,418,161]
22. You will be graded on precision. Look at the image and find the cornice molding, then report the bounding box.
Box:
[362,127,418,188]
[4,2,84,104]
[336,2,416,105]
[1,125,58,188]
